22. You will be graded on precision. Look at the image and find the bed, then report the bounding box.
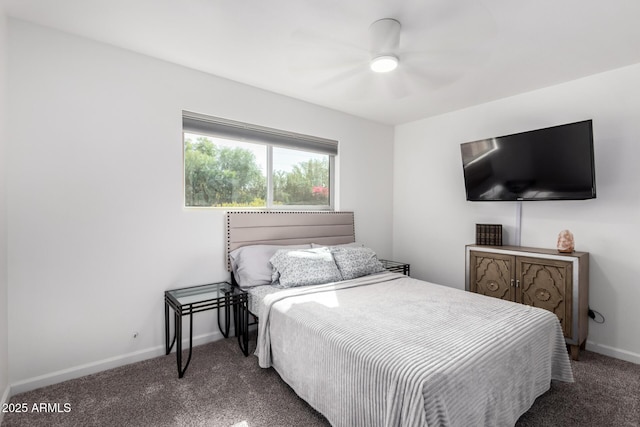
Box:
[226,211,573,427]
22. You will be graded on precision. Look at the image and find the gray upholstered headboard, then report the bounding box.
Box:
[226,211,355,271]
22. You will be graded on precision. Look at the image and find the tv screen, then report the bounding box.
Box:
[460,120,596,201]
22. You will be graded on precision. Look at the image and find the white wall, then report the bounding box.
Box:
[0,3,10,417]
[6,19,394,392]
[393,62,640,363]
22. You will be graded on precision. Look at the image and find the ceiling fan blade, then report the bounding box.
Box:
[399,61,456,91]
[316,66,409,101]
[313,62,368,90]
[287,27,369,77]
[289,50,367,74]
[380,73,411,99]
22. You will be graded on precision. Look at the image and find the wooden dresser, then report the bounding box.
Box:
[465,244,589,360]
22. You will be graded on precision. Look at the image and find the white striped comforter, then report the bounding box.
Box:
[257,272,573,427]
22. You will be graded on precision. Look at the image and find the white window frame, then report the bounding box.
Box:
[183,111,336,210]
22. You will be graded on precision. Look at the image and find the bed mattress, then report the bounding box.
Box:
[245,284,281,319]
[256,272,573,427]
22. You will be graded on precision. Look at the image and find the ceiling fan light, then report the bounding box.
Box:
[370,55,398,73]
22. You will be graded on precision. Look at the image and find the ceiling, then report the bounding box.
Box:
[3,0,640,125]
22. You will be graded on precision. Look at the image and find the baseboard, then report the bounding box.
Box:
[586,340,640,364]
[10,330,228,396]
[0,383,10,424]
[9,333,633,397]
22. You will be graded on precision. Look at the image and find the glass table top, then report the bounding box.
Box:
[166,282,233,306]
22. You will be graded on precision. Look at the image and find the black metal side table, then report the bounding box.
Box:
[165,281,249,378]
[380,259,411,276]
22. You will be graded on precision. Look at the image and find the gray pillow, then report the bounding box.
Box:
[270,247,343,288]
[229,244,312,289]
[330,246,386,280]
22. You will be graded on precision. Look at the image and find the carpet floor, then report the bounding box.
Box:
[3,338,639,426]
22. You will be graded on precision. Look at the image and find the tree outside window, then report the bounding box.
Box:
[184,133,332,208]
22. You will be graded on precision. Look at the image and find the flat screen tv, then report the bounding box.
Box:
[460,120,596,201]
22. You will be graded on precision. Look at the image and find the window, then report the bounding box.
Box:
[183,111,336,209]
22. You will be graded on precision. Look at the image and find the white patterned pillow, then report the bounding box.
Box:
[270,247,343,288]
[330,246,386,280]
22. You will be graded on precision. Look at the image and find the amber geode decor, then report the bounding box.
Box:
[557,229,575,253]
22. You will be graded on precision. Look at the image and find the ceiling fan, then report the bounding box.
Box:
[369,18,402,73]
[289,11,496,99]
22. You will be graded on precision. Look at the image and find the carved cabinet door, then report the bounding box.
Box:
[469,251,515,301]
[516,256,572,338]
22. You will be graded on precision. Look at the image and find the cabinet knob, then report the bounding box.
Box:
[487,281,500,292]
[510,279,515,287]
